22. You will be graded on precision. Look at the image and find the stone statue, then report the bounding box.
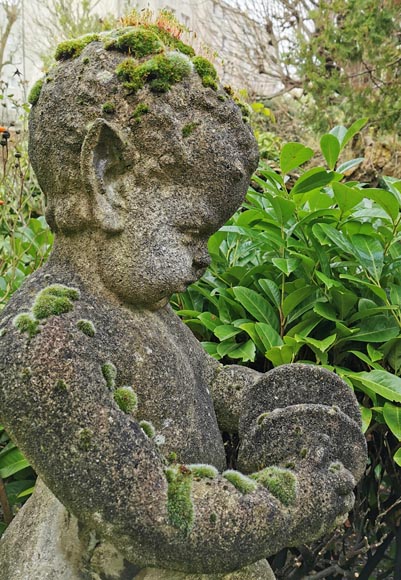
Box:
[0,21,367,580]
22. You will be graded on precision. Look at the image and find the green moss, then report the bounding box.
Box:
[166,466,194,536]
[76,319,96,337]
[192,56,218,90]
[13,313,40,338]
[55,34,99,61]
[329,462,342,473]
[131,103,149,122]
[182,122,198,138]
[256,412,269,426]
[32,285,79,320]
[139,420,155,438]
[102,101,115,114]
[210,512,217,524]
[251,467,297,507]
[167,451,178,464]
[28,79,44,106]
[217,94,226,102]
[114,387,137,414]
[187,464,218,479]
[77,428,93,451]
[174,40,195,57]
[101,362,117,389]
[115,52,192,94]
[82,57,90,64]
[224,85,234,96]
[300,447,308,458]
[54,379,68,392]
[105,27,163,58]
[222,470,257,494]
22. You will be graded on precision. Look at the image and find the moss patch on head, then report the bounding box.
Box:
[28,79,44,106]
[101,362,117,389]
[131,103,149,122]
[166,466,194,536]
[102,101,115,114]
[182,122,198,138]
[13,313,40,338]
[105,27,163,58]
[114,387,137,414]
[76,319,96,337]
[251,466,297,507]
[187,464,218,479]
[115,51,192,94]
[223,470,257,494]
[55,34,99,61]
[192,56,218,90]
[54,379,68,392]
[139,420,155,438]
[77,428,94,451]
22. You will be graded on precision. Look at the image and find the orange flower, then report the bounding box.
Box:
[0,126,7,133]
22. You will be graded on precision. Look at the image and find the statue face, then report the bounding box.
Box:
[96,141,252,308]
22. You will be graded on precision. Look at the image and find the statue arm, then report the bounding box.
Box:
[0,321,363,575]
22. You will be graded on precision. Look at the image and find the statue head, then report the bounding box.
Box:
[28,23,259,306]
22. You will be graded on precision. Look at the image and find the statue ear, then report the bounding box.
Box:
[80,119,128,233]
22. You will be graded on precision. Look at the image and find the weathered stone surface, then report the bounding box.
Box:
[0,21,367,580]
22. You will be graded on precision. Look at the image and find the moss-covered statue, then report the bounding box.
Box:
[0,13,367,580]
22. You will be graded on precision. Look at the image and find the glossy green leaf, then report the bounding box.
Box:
[258,279,281,309]
[239,323,266,353]
[341,118,368,150]
[320,133,340,169]
[279,142,314,173]
[272,258,299,276]
[282,286,311,317]
[291,168,335,195]
[265,345,294,366]
[360,406,372,433]
[232,287,280,330]
[361,188,400,222]
[255,322,283,351]
[383,402,401,439]
[351,316,399,342]
[313,302,338,322]
[197,312,222,331]
[337,157,364,174]
[332,182,364,213]
[350,370,401,403]
[214,325,242,341]
[350,235,384,280]
[394,447,401,467]
[226,340,256,362]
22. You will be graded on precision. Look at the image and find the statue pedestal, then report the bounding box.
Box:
[0,481,275,580]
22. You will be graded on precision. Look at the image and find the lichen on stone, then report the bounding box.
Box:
[222,470,257,494]
[13,313,40,338]
[166,465,194,536]
[76,319,96,337]
[256,412,269,425]
[101,362,117,389]
[55,34,99,61]
[251,466,297,507]
[54,379,68,392]
[187,464,218,479]
[139,420,155,438]
[113,386,137,414]
[32,285,80,320]
[28,79,44,106]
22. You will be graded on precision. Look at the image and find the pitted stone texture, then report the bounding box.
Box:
[137,559,275,579]
[238,364,362,437]
[0,480,140,580]
[238,403,367,480]
[0,25,367,580]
